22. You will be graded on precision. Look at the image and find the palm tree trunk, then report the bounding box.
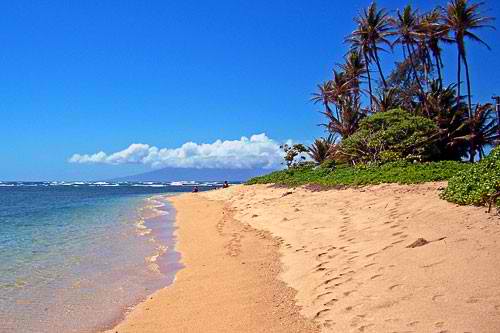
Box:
[469,142,475,162]
[373,46,387,88]
[456,45,462,116]
[463,53,473,117]
[406,44,425,94]
[433,52,443,88]
[462,51,476,163]
[364,52,373,113]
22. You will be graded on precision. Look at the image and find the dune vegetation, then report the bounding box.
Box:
[248,0,499,207]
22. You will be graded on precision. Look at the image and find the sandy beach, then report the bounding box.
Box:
[108,183,500,333]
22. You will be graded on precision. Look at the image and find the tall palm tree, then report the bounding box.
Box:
[347,1,393,109]
[442,0,495,117]
[390,5,425,94]
[417,9,452,87]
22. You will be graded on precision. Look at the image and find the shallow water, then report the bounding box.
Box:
[0,183,212,333]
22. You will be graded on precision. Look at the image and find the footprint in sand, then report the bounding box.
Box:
[324,298,339,306]
[389,284,403,291]
[316,252,328,260]
[435,321,445,328]
[432,294,444,301]
[357,324,375,332]
[314,291,333,303]
[370,274,382,280]
[314,308,331,319]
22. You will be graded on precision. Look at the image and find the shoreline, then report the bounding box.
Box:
[105,192,318,333]
[97,195,184,333]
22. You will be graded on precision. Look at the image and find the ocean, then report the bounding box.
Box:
[0,181,216,333]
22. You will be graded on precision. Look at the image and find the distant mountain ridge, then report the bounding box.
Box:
[112,167,274,182]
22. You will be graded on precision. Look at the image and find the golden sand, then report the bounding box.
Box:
[108,183,500,332]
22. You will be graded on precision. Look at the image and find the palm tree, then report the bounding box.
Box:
[311,81,334,115]
[321,94,365,139]
[442,0,495,117]
[308,135,337,164]
[424,81,469,160]
[455,103,499,161]
[417,9,452,87]
[374,87,402,112]
[330,70,353,104]
[391,5,422,89]
[340,51,366,99]
[347,1,393,109]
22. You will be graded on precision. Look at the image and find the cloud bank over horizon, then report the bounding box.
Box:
[69,134,287,170]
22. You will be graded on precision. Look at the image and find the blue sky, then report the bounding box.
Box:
[1,0,499,180]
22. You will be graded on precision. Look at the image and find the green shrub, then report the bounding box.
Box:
[442,146,500,206]
[339,109,438,164]
[247,160,470,187]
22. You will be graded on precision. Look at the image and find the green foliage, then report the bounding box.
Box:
[247,160,470,187]
[339,109,438,163]
[442,146,500,206]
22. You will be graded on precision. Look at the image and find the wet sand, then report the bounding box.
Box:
[106,193,319,333]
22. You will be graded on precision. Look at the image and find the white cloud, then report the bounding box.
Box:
[69,133,286,169]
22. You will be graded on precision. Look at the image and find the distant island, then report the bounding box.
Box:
[112,167,273,182]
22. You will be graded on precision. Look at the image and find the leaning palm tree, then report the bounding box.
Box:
[311,81,334,115]
[442,0,495,117]
[347,1,393,109]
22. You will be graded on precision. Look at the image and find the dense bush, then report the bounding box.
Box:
[339,109,438,164]
[442,146,500,206]
[247,160,469,187]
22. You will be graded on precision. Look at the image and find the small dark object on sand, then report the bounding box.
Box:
[407,238,430,248]
[487,192,500,214]
[281,191,294,197]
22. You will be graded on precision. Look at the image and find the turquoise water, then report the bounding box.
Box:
[0,182,213,333]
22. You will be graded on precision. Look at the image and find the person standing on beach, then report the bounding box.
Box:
[223,181,229,189]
